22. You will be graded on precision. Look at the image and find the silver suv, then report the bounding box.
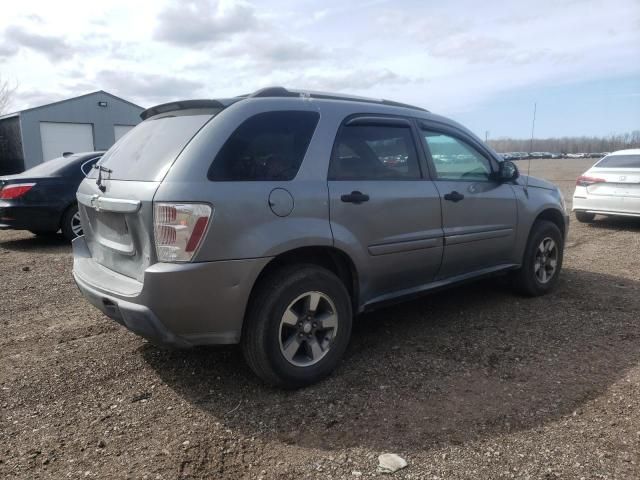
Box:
[73,87,569,388]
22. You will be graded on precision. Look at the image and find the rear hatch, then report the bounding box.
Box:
[78,112,216,281]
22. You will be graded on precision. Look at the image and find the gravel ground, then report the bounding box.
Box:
[1,158,639,479]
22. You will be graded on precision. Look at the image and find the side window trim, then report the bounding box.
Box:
[328,113,425,181]
[418,122,497,182]
[345,116,411,128]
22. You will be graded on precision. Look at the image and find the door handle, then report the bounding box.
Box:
[341,191,370,204]
[444,191,464,202]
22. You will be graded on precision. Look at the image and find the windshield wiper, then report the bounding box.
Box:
[94,164,112,192]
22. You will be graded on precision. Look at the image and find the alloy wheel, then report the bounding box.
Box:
[71,212,83,237]
[278,291,338,367]
[534,237,558,284]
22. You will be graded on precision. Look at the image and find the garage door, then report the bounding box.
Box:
[114,125,135,142]
[40,122,95,161]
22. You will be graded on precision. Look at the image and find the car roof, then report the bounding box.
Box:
[140,86,473,139]
[609,149,640,156]
[141,86,429,119]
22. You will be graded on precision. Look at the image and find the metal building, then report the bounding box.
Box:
[0,91,143,175]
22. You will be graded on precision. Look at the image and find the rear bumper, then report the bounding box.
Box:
[72,236,271,347]
[0,202,62,232]
[572,193,640,217]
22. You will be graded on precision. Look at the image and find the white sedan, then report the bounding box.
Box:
[573,149,640,222]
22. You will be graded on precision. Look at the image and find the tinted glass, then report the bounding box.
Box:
[90,114,213,181]
[208,111,320,181]
[329,125,420,180]
[78,157,101,178]
[423,131,492,181]
[595,154,640,168]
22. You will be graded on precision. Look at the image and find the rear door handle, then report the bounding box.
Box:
[341,191,370,204]
[444,191,464,202]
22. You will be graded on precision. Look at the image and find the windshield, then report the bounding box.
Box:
[595,154,640,169]
[90,114,214,181]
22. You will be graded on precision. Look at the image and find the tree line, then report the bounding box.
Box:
[487,131,640,154]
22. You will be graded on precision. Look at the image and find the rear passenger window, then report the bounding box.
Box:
[329,124,420,180]
[208,111,319,181]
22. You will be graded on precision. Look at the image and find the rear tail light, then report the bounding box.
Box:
[0,183,36,199]
[153,203,212,262]
[576,176,605,187]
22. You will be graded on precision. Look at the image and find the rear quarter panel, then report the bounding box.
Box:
[157,98,339,261]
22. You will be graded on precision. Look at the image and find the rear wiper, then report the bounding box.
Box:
[94,164,112,192]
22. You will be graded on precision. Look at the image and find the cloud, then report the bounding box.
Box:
[428,36,514,64]
[12,90,67,110]
[93,70,204,105]
[0,41,18,58]
[3,25,75,61]
[288,68,411,92]
[218,34,324,66]
[154,0,259,46]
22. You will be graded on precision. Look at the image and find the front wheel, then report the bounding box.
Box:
[241,264,353,388]
[511,220,564,296]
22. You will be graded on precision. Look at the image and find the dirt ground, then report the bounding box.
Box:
[1,158,639,479]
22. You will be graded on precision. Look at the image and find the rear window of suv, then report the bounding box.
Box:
[208,111,320,181]
[595,154,640,168]
[90,113,214,181]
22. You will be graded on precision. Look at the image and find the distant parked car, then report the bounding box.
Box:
[0,151,104,240]
[573,149,640,222]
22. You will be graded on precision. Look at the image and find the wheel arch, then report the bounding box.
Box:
[247,246,360,315]
[534,207,566,239]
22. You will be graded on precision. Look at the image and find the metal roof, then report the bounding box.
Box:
[0,90,143,121]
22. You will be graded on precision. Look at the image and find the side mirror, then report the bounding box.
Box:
[497,160,519,182]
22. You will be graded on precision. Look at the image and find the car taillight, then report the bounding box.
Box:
[0,183,36,199]
[153,203,212,262]
[576,176,605,187]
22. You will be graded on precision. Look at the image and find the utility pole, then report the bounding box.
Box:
[485,130,489,143]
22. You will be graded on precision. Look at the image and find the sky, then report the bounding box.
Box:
[0,0,638,139]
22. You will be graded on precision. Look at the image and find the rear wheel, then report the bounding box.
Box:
[241,264,353,388]
[575,211,595,223]
[61,204,83,241]
[511,220,564,296]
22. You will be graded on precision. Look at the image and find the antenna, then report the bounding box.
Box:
[525,102,536,193]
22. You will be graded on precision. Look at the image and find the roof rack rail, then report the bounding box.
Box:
[248,86,429,112]
[141,87,428,120]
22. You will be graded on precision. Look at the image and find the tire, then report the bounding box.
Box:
[61,204,83,242]
[511,220,564,297]
[241,264,353,388]
[575,211,595,223]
